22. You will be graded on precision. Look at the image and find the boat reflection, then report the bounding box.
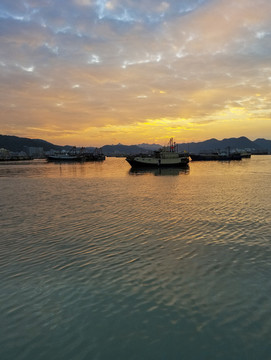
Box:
[129,166,189,176]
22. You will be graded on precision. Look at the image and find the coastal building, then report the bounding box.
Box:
[0,148,32,161]
[0,148,10,160]
[25,146,44,158]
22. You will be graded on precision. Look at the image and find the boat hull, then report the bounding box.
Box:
[190,153,242,161]
[46,155,84,162]
[126,156,189,168]
[46,153,106,162]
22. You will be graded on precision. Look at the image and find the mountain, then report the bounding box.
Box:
[0,135,70,152]
[0,135,147,155]
[101,144,147,156]
[176,136,270,153]
[253,138,271,152]
[136,143,161,151]
[1,134,271,155]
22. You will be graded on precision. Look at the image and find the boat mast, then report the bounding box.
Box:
[169,137,176,152]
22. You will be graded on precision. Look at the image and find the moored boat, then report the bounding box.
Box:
[83,148,106,161]
[46,153,83,161]
[240,151,251,158]
[189,153,219,161]
[126,138,189,168]
[46,147,84,162]
[46,147,106,162]
[190,149,242,161]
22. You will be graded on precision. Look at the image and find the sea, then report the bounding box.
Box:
[1,156,271,360]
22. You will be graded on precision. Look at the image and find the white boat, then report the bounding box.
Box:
[126,138,189,168]
[46,147,106,162]
[46,153,83,161]
[46,147,84,162]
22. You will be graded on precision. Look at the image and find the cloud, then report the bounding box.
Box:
[0,0,271,145]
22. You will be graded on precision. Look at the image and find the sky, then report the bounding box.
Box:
[0,0,271,146]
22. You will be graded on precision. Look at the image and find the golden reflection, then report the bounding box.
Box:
[129,167,190,176]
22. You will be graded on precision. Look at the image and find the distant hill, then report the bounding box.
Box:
[137,143,161,151]
[253,138,271,151]
[177,136,271,154]
[101,144,147,156]
[0,135,70,152]
[1,134,271,155]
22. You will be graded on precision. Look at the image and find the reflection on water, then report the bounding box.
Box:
[129,166,190,176]
[0,159,108,178]
[1,156,271,360]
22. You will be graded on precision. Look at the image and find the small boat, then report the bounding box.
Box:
[83,148,106,161]
[240,151,251,158]
[126,138,189,168]
[218,151,242,161]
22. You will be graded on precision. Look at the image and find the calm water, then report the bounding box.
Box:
[1,156,271,360]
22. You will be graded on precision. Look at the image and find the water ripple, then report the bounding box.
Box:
[1,157,271,359]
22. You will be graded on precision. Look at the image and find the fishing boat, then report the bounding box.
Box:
[46,147,84,162]
[46,147,105,162]
[46,153,83,162]
[126,138,189,168]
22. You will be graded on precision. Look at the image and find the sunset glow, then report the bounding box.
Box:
[1,0,271,146]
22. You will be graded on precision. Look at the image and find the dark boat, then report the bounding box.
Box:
[189,153,219,161]
[190,149,242,161]
[83,148,106,161]
[240,151,251,158]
